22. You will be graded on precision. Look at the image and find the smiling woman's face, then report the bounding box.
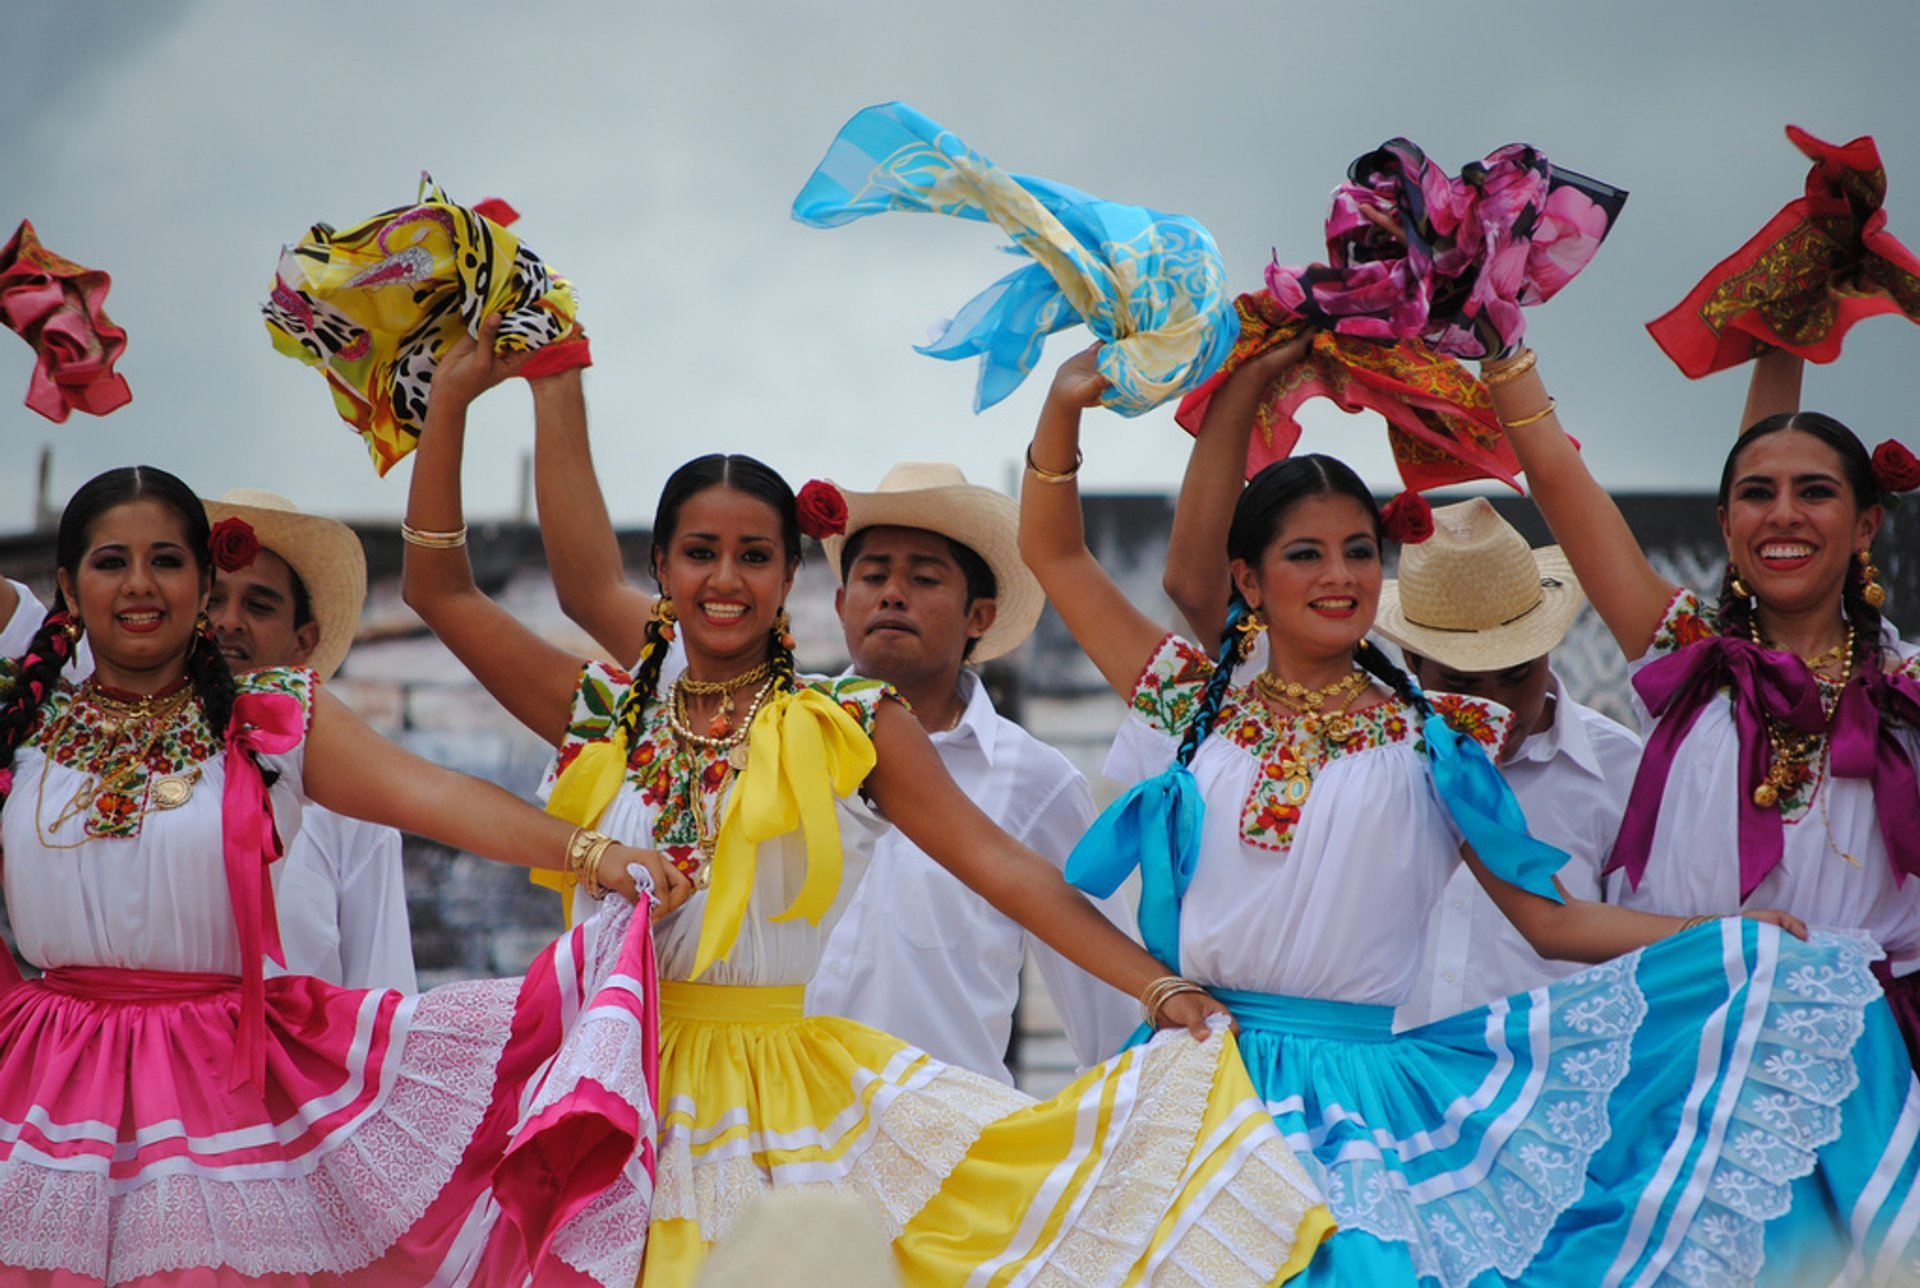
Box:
[652,484,797,672]
[56,497,210,690]
[1719,429,1880,619]
[1232,491,1383,664]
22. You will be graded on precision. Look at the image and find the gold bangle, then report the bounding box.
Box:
[565,827,616,900]
[1676,914,1717,934]
[1499,397,1558,429]
[402,521,469,549]
[1139,974,1207,1026]
[1025,445,1083,484]
[1480,348,1538,386]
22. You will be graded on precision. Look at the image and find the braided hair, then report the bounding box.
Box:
[0,467,238,804]
[1175,454,1436,760]
[1716,412,1888,670]
[602,454,805,744]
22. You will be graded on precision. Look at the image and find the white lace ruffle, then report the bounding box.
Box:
[1648,929,1882,1288]
[1320,953,1646,1288]
[0,978,518,1282]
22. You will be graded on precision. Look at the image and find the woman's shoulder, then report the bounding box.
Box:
[1426,690,1521,760]
[1127,633,1218,738]
[799,672,901,738]
[1644,586,1719,660]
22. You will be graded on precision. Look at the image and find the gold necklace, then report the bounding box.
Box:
[1252,669,1369,808]
[1748,621,1855,810]
[676,662,771,738]
[667,674,776,770]
[34,681,199,847]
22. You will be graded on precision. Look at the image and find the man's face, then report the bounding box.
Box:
[206,547,318,671]
[1407,652,1554,752]
[835,526,996,691]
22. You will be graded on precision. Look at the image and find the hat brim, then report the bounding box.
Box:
[820,486,1042,663]
[1373,549,1584,673]
[202,500,367,681]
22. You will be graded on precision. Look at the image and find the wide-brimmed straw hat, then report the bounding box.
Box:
[202,488,367,681]
[1374,498,1583,673]
[819,462,1043,664]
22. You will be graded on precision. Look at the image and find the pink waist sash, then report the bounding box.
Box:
[38,964,240,1002]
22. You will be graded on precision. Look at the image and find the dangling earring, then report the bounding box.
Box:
[651,595,677,639]
[1858,550,1887,608]
[195,611,213,637]
[1729,565,1753,601]
[59,618,83,646]
[1233,609,1267,663]
[773,607,795,651]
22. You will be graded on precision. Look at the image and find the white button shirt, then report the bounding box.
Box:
[1395,676,1643,1029]
[808,671,1140,1084]
[273,808,417,992]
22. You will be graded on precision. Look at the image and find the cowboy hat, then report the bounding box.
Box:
[820,463,1043,664]
[201,488,367,681]
[1374,498,1584,673]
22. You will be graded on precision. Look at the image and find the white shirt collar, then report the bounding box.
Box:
[1512,670,1606,779]
[935,668,999,760]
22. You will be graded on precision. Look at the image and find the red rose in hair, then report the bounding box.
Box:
[208,517,260,572]
[795,480,848,540]
[1871,439,1920,493]
[1380,490,1434,544]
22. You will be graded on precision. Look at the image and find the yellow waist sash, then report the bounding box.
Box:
[659,980,806,1024]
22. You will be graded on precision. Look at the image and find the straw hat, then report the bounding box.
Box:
[201,488,367,681]
[819,462,1043,663]
[1374,498,1584,672]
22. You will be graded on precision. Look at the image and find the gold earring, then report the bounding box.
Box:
[1233,610,1268,663]
[195,611,213,636]
[1858,550,1887,608]
[773,607,795,651]
[1729,566,1753,600]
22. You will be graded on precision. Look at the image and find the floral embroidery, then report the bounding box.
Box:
[1129,635,1514,853]
[545,662,897,876]
[1650,587,1719,656]
[22,667,312,839]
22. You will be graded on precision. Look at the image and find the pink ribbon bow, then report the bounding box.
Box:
[220,690,305,1093]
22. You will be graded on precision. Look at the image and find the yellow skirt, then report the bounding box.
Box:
[644,982,1333,1286]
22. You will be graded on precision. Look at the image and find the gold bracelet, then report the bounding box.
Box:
[1676,913,1717,934]
[1024,445,1083,484]
[1499,397,1557,429]
[1139,974,1208,1026]
[402,521,470,549]
[565,827,616,900]
[1480,348,1538,386]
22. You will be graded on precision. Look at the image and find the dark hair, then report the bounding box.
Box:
[608,455,803,751]
[838,526,998,660]
[0,466,239,802]
[1175,454,1436,764]
[1715,412,1887,668]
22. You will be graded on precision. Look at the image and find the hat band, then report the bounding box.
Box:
[1401,587,1546,634]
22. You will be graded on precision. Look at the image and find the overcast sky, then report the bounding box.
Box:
[4,1,1917,532]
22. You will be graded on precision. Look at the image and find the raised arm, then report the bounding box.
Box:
[1163,335,1315,644]
[862,700,1221,1038]
[1483,350,1678,659]
[1018,347,1181,697]
[1461,845,1805,960]
[1740,346,1805,433]
[302,688,692,913]
[531,366,655,665]
[400,319,589,746]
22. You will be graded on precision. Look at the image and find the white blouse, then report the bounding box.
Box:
[1105,635,1517,1008]
[542,661,893,987]
[1,670,312,977]
[1614,590,1920,971]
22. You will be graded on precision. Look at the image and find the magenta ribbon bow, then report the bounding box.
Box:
[1610,636,1920,900]
[1833,652,1920,886]
[221,691,304,1093]
[1609,636,1825,899]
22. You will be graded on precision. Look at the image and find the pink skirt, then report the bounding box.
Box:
[0,903,658,1288]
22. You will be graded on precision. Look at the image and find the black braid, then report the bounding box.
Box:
[1715,562,1757,646]
[1175,596,1251,768]
[185,621,238,740]
[1355,637,1437,723]
[0,605,81,806]
[768,620,798,697]
[1844,555,1890,674]
[610,613,675,748]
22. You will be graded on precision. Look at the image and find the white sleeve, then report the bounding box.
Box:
[0,579,92,679]
[1019,767,1144,1068]
[335,821,418,993]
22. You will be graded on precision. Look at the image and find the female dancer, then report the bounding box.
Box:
[399,322,1333,1284]
[1020,341,1920,1287]
[0,465,681,1286]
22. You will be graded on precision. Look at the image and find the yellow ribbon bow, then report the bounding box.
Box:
[691,687,877,979]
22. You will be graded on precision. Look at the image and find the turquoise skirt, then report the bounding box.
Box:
[1184,921,1920,1286]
